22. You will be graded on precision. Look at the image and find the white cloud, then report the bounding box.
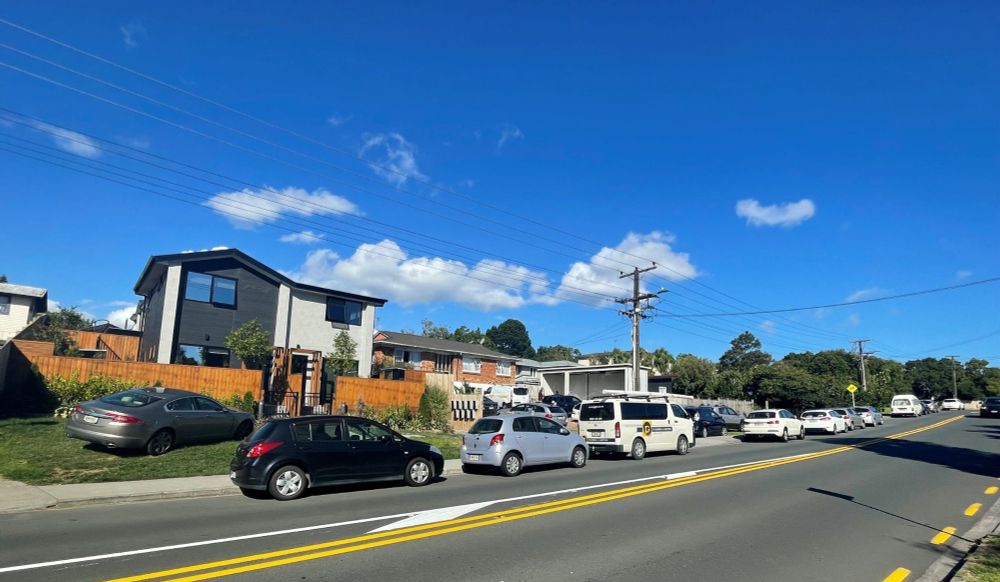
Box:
[106,305,138,328]
[359,133,426,187]
[847,313,861,327]
[279,230,325,244]
[956,270,972,280]
[735,198,816,227]
[327,114,351,127]
[459,179,476,188]
[759,320,776,335]
[181,246,230,254]
[120,22,146,49]
[121,136,150,149]
[555,232,697,305]
[33,122,101,158]
[204,186,360,228]
[284,240,554,311]
[497,124,524,148]
[845,287,887,302]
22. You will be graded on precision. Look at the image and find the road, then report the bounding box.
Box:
[1,411,998,582]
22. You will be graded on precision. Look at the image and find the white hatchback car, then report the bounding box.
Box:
[941,398,964,411]
[743,409,805,442]
[801,409,846,434]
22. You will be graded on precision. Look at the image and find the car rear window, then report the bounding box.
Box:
[581,403,615,421]
[748,411,776,419]
[246,422,276,444]
[550,406,566,415]
[99,390,162,408]
[469,419,503,434]
[853,408,869,413]
[801,411,827,418]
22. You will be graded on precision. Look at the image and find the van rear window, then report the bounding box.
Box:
[892,399,911,406]
[581,403,615,421]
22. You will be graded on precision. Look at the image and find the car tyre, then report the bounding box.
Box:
[404,458,433,487]
[570,446,587,468]
[631,438,646,460]
[500,452,523,477]
[721,426,728,437]
[797,426,805,440]
[676,435,689,455]
[780,428,789,442]
[146,429,174,456]
[700,426,709,439]
[268,465,307,501]
[233,420,253,440]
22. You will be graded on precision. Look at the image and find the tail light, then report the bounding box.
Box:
[614,422,621,438]
[766,420,779,425]
[544,413,553,419]
[73,404,83,415]
[246,441,283,459]
[107,412,142,424]
[489,434,505,447]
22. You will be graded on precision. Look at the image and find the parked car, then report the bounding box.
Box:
[570,402,582,422]
[980,397,1000,418]
[66,387,255,456]
[482,396,500,417]
[230,415,445,500]
[801,409,846,434]
[684,405,728,438]
[941,398,964,411]
[702,404,746,430]
[831,408,865,430]
[852,406,884,426]
[742,409,804,442]
[891,394,924,417]
[920,399,940,413]
[578,396,694,459]
[542,394,582,411]
[460,414,588,476]
[508,403,569,425]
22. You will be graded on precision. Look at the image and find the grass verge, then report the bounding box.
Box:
[959,536,1000,582]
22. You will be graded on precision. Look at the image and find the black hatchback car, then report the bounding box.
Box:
[684,406,728,438]
[230,415,445,500]
[981,397,1000,418]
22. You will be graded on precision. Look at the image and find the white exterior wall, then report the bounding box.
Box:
[285,289,375,377]
[0,296,35,341]
[156,265,182,364]
[274,283,292,348]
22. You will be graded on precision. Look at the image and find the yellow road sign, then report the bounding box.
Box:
[847,384,858,394]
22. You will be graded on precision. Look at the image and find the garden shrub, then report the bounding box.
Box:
[45,373,138,416]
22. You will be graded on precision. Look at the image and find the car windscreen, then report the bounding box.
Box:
[469,419,504,434]
[747,411,776,419]
[984,398,1000,405]
[246,422,276,444]
[801,411,827,418]
[580,403,615,421]
[98,390,163,408]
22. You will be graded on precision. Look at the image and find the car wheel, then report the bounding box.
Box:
[797,426,805,440]
[780,428,789,442]
[700,427,709,439]
[404,458,433,487]
[233,420,253,440]
[721,426,728,437]
[501,452,523,477]
[676,435,689,455]
[146,429,174,456]
[570,446,587,468]
[631,438,647,460]
[268,465,307,501]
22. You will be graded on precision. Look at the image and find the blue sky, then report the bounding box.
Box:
[1,2,998,363]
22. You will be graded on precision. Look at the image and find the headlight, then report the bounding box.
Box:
[429,446,442,456]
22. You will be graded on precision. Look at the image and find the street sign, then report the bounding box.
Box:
[847,384,858,394]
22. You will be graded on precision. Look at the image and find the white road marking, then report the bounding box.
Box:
[370,501,495,532]
[0,446,835,574]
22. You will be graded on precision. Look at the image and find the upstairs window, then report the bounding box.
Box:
[0,295,9,315]
[462,356,482,373]
[497,361,511,376]
[185,272,237,307]
[326,297,363,325]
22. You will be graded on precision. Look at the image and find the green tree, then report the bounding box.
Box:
[0,274,7,283]
[326,330,359,377]
[485,319,534,358]
[748,363,823,411]
[224,319,272,369]
[718,331,772,372]
[904,358,959,399]
[712,368,752,399]
[31,307,94,355]
[535,344,582,362]
[644,347,675,375]
[452,325,494,348]
[421,319,453,340]
[671,354,717,396]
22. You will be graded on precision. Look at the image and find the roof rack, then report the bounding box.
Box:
[591,391,674,402]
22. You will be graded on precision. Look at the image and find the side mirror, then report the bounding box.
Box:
[559,428,570,436]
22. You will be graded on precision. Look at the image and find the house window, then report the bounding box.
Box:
[326,297,363,325]
[497,361,511,376]
[0,295,9,316]
[462,356,481,373]
[392,349,421,368]
[175,344,230,367]
[434,354,453,373]
[185,272,237,307]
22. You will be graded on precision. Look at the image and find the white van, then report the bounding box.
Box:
[891,394,922,417]
[483,385,531,406]
[577,395,694,459]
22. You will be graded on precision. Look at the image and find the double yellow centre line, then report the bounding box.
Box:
[107,415,964,582]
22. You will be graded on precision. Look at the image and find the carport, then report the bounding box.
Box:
[538,364,651,400]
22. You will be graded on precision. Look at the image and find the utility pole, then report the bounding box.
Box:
[851,339,871,394]
[616,265,662,392]
[946,355,959,400]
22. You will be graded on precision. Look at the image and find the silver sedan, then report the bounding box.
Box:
[460,413,589,476]
[66,387,255,455]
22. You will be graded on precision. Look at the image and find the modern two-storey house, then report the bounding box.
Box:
[133,248,387,379]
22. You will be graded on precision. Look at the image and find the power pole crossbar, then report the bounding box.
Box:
[616,265,663,393]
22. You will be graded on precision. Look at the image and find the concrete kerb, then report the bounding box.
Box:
[915,490,1000,581]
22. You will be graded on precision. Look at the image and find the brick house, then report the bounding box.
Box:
[372,331,518,390]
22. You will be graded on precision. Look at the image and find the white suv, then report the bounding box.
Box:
[578,396,695,459]
[742,409,805,442]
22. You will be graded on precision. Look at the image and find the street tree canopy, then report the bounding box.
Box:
[718,331,772,371]
[485,319,535,358]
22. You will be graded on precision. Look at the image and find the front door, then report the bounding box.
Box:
[166,397,212,443]
[345,419,407,479]
[195,397,234,440]
[292,419,354,484]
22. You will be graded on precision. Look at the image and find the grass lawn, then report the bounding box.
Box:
[960,536,1000,582]
[0,417,465,486]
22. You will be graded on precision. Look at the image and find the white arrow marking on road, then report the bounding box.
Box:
[370,501,495,533]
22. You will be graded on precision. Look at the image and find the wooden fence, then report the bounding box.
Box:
[12,340,56,359]
[334,376,424,413]
[424,371,455,393]
[67,331,140,361]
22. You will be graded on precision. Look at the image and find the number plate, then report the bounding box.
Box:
[83,415,98,424]
[230,471,236,479]
[468,454,481,461]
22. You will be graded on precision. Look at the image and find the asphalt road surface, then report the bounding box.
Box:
[2,411,998,582]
